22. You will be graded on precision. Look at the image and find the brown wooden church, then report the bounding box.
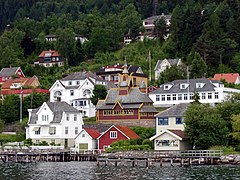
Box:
[96,61,157,127]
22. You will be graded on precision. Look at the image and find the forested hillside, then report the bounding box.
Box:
[1,0,240,87]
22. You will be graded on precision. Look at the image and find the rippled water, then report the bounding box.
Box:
[0,161,240,180]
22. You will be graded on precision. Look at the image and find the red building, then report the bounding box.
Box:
[97,125,140,150]
[96,61,157,127]
[0,67,25,85]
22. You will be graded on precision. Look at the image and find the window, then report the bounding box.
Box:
[66,114,69,121]
[70,90,74,96]
[76,81,80,85]
[184,94,188,100]
[158,118,168,125]
[65,127,69,134]
[176,117,183,124]
[164,85,169,90]
[180,84,186,89]
[215,92,219,99]
[42,115,49,121]
[172,94,176,101]
[156,95,160,101]
[36,140,40,144]
[208,93,212,99]
[75,127,78,135]
[167,94,171,101]
[79,101,86,106]
[35,128,41,135]
[82,134,85,138]
[161,95,165,101]
[110,131,117,139]
[202,93,206,99]
[190,93,194,100]
[69,81,72,85]
[74,114,77,121]
[178,94,182,100]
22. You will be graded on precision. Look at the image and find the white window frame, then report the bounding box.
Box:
[75,127,78,135]
[66,114,69,121]
[110,131,117,139]
[74,114,77,121]
[65,127,69,134]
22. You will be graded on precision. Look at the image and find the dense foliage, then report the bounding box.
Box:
[184,94,240,150]
[90,84,107,105]
[1,0,240,83]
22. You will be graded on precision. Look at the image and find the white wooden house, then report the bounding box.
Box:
[74,128,100,152]
[25,101,84,148]
[49,71,107,117]
[154,58,182,81]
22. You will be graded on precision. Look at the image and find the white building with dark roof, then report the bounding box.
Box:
[149,78,240,107]
[49,71,112,117]
[154,58,182,81]
[26,102,84,148]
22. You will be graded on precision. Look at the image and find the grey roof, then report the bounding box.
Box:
[83,124,112,133]
[141,106,158,113]
[61,71,104,81]
[28,108,40,124]
[0,67,19,76]
[47,101,79,113]
[105,88,153,104]
[150,78,222,94]
[105,82,117,90]
[155,59,180,70]
[144,15,172,21]
[28,102,79,124]
[155,103,190,117]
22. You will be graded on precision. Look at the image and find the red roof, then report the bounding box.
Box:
[168,129,186,139]
[39,50,60,58]
[212,73,239,84]
[1,89,49,95]
[84,128,101,139]
[115,126,140,139]
[1,76,38,89]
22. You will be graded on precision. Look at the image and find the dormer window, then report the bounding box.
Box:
[164,85,171,90]
[180,83,188,89]
[69,81,72,85]
[196,83,204,88]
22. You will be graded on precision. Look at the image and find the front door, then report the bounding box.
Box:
[79,143,88,153]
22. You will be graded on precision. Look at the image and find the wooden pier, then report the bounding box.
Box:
[96,150,223,167]
[0,150,98,163]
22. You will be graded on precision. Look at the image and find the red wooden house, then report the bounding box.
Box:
[0,67,24,85]
[97,125,140,150]
[96,61,157,127]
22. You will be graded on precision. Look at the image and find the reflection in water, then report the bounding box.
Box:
[0,161,240,180]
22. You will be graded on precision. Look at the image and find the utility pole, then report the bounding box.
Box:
[20,78,22,123]
[148,51,152,82]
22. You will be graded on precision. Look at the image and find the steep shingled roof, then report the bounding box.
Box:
[28,102,79,124]
[155,103,190,117]
[105,88,153,104]
[0,67,20,77]
[150,78,222,94]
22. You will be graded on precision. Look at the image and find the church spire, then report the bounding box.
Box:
[122,56,129,74]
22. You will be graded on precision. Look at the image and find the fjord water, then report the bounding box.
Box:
[0,161,240,180]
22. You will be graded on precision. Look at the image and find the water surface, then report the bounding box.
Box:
[0,161,239,180]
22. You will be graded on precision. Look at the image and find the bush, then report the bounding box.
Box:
[24,138,33,146]
[0,134,17,143]
[142,139,153,149]
[38,141,49,146]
